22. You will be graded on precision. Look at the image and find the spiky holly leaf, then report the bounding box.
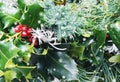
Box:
[20,3,44,28]
[0,40,19,70]
[0,2,21,28]
[17,0,26,10]
[4,70,17,82]
[1,60,35,81]
[3,66,35,82]
[46,50,78,81]
[14,38,34,57]
[29,54,49,81]
[0,0,44,29]
[14,66,35,77]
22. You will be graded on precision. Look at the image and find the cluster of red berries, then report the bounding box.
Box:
[14,24,38,46]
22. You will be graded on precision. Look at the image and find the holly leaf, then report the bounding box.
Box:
[109,54,120,63]
[68,42,85,60]
[14,38,34,57]
[46,50,78,81]
[4,66,35,82]
[94,29,107,48]
[109,22,120,49]
[29,54,49,81]
[0,40,19,70]
[20,3,44,28]
[0,0,44,29]
[14,66,35,77]
[4,70,17,82]
[0,2,21,28]
[17,0,26,10]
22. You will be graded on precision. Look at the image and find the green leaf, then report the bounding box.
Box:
[0,70,4,77]
[109,22,120,49]
[0,31,4,39]
[109,54,120,63]
[82,31,92,37]
[46,50,78,81]
[91,43,100,65]
[20,3,44,28]
[29,54,49,81]
[0,3,21,28]
[17,0,26,10]
[0,40,19,70]
[68,42,85,60]
[14,66,35,77]
[23,54,31,63]
[5,59,16,69]
[4,70,17,82]
[14,38,34,57]
[91,29,106,64]
[94,29,107,48]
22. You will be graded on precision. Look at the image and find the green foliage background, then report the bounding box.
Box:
[0,0,120,82]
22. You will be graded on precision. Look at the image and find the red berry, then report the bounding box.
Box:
[28,37,38,46]
[15,25,22,32]
[21,31,28,37]
[27,28,32,35]
[28,36,33,43]
[21,26,28,32]
[106,34,109,38]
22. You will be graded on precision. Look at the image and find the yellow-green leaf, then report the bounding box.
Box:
[4,70,17,82]
[109,54,120,63]
[5,59,17,69]
[15,66,35,76]
[0,70,4,77]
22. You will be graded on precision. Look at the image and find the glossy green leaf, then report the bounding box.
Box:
[109,22,120,49]
[4,70,17,82]
[14,66,35,77]
[3,66,35,81]
[17,0,26,10]
[109,54,120,63]
[94,29,107,48]
[20,3,44,28]
[29,54,48,81]
[14,38,34,57]
[23,54,31,63]
[5,59,16,69]
[68,42,85,60]
[0,40,19,70]
[0,0,44,29]
[0,3,21,28]
[91,29,106,64]
[46,50,78,81]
